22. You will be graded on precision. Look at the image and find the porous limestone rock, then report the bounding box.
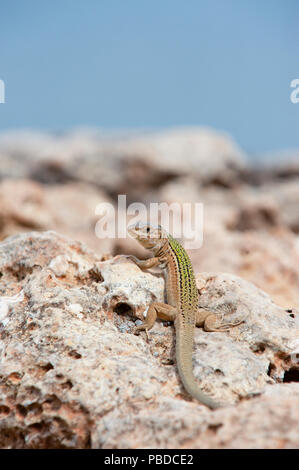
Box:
[95,383,299,449]
[0,231,298,449]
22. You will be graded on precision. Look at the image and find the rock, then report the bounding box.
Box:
[196,272,299,383]
[192,218,299,309]
[260,178,299,234]
[117,127,247,182]
[258,149,299,180]
[0,231,298,448]
[157,177,299,309]
[95,384,299,449]
[0,128,247,196]
[0,179,48,237]
[0,179,114,254]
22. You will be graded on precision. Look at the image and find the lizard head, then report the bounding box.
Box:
[127,221,168,253]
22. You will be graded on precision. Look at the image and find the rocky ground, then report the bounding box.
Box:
[0,128,298,448]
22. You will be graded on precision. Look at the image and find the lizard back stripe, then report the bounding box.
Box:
[168,235,198,314]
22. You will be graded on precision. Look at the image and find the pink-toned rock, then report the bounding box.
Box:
[0,179,114,254]
[157,178,299,309]
[0,231,298,449]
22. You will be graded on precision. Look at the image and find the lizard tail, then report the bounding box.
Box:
[175,322,221,410]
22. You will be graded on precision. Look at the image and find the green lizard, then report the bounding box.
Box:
[125,221,242,409]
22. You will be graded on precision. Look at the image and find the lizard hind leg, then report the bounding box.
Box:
[134,302,177,335]
[203,312,243,332]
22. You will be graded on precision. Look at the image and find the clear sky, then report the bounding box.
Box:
[1,0,299,154]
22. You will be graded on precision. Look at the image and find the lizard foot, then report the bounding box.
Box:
[133,324,150,341]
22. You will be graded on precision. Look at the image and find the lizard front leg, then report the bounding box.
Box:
[135,302,177,334]
[196,308,244,332]
[115,254,160,270]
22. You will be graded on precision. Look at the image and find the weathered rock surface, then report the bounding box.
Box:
[0,178,114,254]
[1,128,299,448]
[260,178,299,234]
[0,128,247,195]
[0,231,298,449]
[2,130,299,312]
[157,178,299,309]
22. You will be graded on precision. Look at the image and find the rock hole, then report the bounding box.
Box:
[27,403,43,416]
[43,394,62,411]
[25,386,41,399]
[28,422,43,432]
[267,362,276,377]
[207,423,223,434]
[88,268,104,283]
[283,368,299,383]
[0,405,10,417]
[7,266,33,281]
[40,362,54,373]
[61,380,73,390]
[16,404,27,418]
[68,350,82,359]
[286,308,295,318]
[113,302,133,315]
[254,343,266,354]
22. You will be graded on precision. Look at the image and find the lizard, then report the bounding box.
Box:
[123,221,243,409]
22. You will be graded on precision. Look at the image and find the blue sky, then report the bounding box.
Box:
[0,0,299,154]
